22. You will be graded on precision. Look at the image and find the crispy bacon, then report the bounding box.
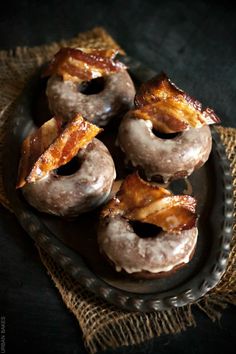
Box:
[16,117,62,188]
[131,96,211,133]
[134,72,184,107]
[133,72,220,133]
[17,115,101,187]
[102,173,197,233]
[43,47,126,83]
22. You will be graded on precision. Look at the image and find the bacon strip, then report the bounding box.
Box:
[16,117,62,188]
[17,115,101,187]
[133,72,220,133]
[43,48,126,83]
[102,173,197,233]
[134,72,183,107]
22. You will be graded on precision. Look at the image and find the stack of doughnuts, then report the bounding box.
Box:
[98,73,220,278]
[17,47,220,278]
[17,48,135,217]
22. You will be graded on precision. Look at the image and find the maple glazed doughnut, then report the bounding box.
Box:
[22,138,115,217]
[119,117,212,182]
[118,73,220,182]
[45,48,135,126]
[98,174,198,278]
[17,115,116,217]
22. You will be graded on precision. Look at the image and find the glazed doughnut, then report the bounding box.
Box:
[22,138,116,217]
[45,48,135,126]
[17,115,116,217]
[98,173,198,278]
[118,117,212,182]
[118,73,220,182]
[98,216,198,277]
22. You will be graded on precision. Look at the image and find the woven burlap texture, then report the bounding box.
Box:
[0,28,235,354]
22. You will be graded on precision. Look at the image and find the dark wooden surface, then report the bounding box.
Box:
[0,1,236,353]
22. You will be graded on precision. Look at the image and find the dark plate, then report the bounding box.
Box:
[3,57,234,312]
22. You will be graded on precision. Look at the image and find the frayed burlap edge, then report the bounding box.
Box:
[37,246,196,354]
[0,28,235,354]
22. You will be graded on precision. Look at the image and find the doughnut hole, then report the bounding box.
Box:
[78,77,106,95]
[129,220,162,238]
[56,156,82,176]
[152,130,181,140]
[169,179,188,195]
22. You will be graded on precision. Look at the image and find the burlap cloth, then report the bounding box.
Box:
[0,28,235,354]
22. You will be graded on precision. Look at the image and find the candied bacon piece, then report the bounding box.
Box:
[102,173,171,217]
[133,72,220,133]
[102,173,197,233]
[17,114,101,187]
[131,96,209,133]
[43,47,126,83]
[134,72,183,108]
[140,205,197,232]
[16,117,62,188]
[128,194,197,233]
[135,72,204,113]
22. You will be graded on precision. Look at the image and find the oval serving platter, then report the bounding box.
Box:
[3,57,234,312]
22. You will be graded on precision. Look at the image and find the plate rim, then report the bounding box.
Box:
[3,58,234,312]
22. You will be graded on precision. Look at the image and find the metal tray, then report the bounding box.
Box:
[3,57,234,312]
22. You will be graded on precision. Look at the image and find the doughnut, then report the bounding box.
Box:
[118,73,220,182]
[99,216,198,277]
[118,117,212,182]
[22,138,116,217]
[45,48,135,126]
[17,114,116,217]
[98,173,198,278]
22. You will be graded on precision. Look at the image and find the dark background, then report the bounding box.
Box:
[0,1,236,353]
